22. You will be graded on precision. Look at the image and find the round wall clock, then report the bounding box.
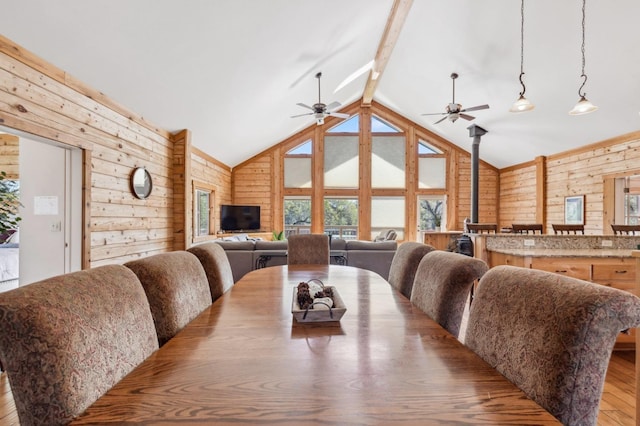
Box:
[131,167,153,199]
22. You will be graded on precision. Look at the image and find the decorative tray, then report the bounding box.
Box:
[291,279,346,323]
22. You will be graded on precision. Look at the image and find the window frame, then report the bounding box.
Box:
[192,180,216,242]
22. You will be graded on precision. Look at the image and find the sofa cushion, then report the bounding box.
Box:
[330,238,347,250]
[255,240,288,250]
[214,241,256,251]
[347,250,396,280]
[346,240,397,250]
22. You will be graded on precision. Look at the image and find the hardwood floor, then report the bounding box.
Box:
[599,351,636,426]
[0,351,636,425]
[0,370,18,426]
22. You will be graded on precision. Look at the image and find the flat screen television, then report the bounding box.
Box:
[220,205,261,232]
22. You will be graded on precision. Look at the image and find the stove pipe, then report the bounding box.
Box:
[467,124,488,223]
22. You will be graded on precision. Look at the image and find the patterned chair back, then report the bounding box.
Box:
[465,265,640,425]
[188,242,234,301]
[0,265,158,425]
[287,234,330,265]
[126,251,212,346]
[387,242,435,298]
[410,250,488,338]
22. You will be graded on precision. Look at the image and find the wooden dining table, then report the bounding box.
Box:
[72,264,559,425]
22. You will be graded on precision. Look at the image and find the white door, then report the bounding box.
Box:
[19,137,82,285]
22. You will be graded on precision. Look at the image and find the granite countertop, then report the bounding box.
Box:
[489,248,635,258]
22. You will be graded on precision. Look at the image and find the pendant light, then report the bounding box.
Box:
[510,0,534,113]
[569,0,598,115]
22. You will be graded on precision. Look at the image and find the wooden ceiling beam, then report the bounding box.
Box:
[361,0,413,105]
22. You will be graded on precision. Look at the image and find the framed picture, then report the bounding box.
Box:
[564,195,585,225]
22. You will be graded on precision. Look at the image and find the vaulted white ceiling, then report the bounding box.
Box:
[4,0,639,168]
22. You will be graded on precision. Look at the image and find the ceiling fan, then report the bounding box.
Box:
[291,72,350,125]
[422,72,489,125]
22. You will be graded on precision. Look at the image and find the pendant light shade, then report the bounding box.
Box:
[569,95,598,115]
[569,0,597,115]
[510,0,534,113]
[510,94,535,113]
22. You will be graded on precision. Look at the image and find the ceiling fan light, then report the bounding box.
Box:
[509,94,535,113]
[569,96,598,115]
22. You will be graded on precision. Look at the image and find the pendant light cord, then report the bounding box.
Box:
[518,0,526,96]
[577,0,588,98]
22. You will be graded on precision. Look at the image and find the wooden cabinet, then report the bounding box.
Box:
[487,252,526,268]
[529,257,636,289]
[530,258,592,280]
[592,262,636,292]
[423,232,462,251]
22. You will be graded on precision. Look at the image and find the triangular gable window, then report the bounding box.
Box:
[287,139,312,155]
[327,115,359,133]
[418,140,442,155]
[371,115,400,133]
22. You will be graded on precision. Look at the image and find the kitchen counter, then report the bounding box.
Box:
[488,248,635,258]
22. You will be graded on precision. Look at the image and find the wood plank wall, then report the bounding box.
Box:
[499,131,640,234]
[232,154,274,233]
[172,130,189,250]
[232,100,499,241]
[191,146,233,236]
[0,134,19,179]
[499,160,538,227]
[0,35,232,268]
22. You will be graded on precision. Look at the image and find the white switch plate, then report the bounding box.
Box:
[523,239,535,247]
[601,240,613,247]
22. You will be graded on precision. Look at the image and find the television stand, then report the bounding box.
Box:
[216,232,273,241]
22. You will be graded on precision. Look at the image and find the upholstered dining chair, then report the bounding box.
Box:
[465,265,640,426]
[387,242,435,298]
[0,265,158,426]
[409,251,488,338]
[188,242,235,301]
[287,234,330,265]
[126,251,213,346]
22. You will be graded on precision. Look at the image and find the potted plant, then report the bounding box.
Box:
[434,215,442,232]
[0,171,21,237]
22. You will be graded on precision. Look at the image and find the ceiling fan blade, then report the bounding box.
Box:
[433,116,449,125]
[421,112,447,116]
[296,102,314,111]
[461,104,489,113]
[291,112,314,118]
[325,101,341,111]
[459,113,475,121]
[329,112,350,119]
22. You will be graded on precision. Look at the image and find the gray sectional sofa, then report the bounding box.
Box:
[213,238,397,282]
